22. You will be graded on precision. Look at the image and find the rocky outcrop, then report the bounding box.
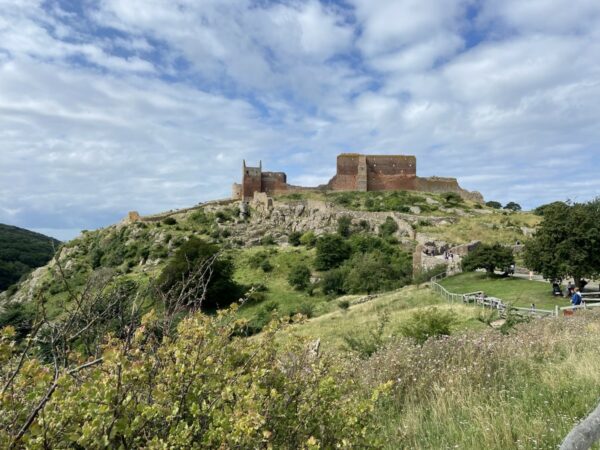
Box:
[229,197,458,246]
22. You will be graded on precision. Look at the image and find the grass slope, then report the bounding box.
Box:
[0,224,60,292]
[286,285,487,351]
[232,246,333,320]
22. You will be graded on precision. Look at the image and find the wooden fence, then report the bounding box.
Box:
[429,272,600,317]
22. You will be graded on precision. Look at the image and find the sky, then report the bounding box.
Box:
[1,0,599,241]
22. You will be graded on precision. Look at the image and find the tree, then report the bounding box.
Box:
[504,202,522,212]
[533,201,567,216]
[158,237,238,310]
[343,251,402,294]
[315,234,352,270]
[461,243,514,276]
[321,268,348,295]
[337,216,352,238]
[524,200,600,288]
[485,201,502,209]
[287,264,311,290]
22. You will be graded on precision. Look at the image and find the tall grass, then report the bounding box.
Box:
[356,312,600,449]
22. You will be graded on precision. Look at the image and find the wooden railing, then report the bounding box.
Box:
[429,272,600,317]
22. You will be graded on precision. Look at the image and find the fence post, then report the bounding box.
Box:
[555,305,559,317]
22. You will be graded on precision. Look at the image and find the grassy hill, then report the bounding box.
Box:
[0,224,60,292]
[4,195,600,448]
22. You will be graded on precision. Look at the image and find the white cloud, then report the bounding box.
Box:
[1,0,600,239]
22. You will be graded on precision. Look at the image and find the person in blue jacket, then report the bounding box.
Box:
[571,287,583,307]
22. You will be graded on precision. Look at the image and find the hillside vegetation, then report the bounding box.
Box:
[0,224,60,292]
[4,194,600,448]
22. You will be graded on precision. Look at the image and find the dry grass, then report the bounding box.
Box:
[419,210,541,244]
[357,311,600,449]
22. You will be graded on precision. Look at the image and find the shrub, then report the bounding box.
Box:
[190,210,212,225]
[442,192,464,206]
[379,217,399,238]
[287,264,311,290]
[0,302,35,340]
[337,216,352,238]
[260,259,273,273]
[321,268,348,295]
[296,302,316,318]
[162,217,177,225]
[338,299,351,310]
[288,231,302,246]
[158,237,239,310]
[260,234,276,246]
[400,307,457,344]
[315,234,352,270]
[300,231,317,248]
[343,310,390,358]
[248,251,269,268]
[0,307,388,448]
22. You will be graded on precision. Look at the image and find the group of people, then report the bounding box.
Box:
[421,247,456,261]
[553,281,584,306]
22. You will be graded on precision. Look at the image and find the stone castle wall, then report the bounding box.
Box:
[415,177,483,203]
[237,153,483,202]
[242,165,262,200]
[327,154,417,191]
[260,172,288,194]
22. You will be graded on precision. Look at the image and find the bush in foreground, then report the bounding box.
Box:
[0,307,390,448]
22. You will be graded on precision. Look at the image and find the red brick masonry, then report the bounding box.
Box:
[233,154,482,202]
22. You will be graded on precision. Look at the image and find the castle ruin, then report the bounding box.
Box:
[232,153,483,202]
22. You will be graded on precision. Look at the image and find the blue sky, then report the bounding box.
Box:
[1,0,599,241]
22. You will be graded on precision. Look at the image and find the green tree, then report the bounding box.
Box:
[315,234,352,270]
[524,200,600,287]
[158,237,238,310]
[287,264,311,290]
[461,243,514,276]
[504,202,522,211]
[321,267,348,295]
[485,201,502,209]
[344,251,402,294]
[533,201,567,216]
[337,216,352,238]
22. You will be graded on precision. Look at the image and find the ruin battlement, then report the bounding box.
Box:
[232,154,483,203]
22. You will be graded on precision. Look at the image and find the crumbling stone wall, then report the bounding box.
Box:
[260,171,288,195]
[235,154,483,203]
[415,177,483,203]
[232,183,242,200]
